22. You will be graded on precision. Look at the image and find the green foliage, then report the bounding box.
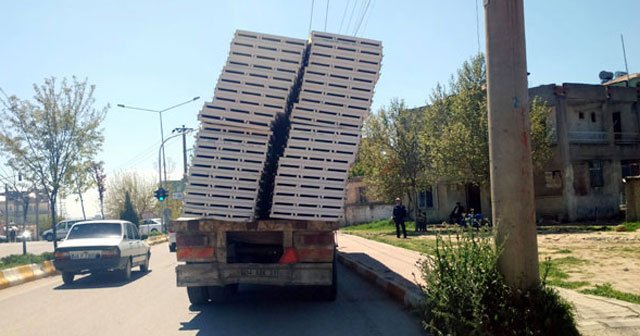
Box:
[148,230,163,237]
[0,77,108,232]
[119,191,139,225]
[580,283,640,304]
[106,171,157,220]
[620,222,640,232]
[419,229,579,336]
[0,252,54,270]
[357,99,430,214]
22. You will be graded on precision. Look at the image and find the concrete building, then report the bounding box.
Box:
[341,176,393,226]
[529,82,640,222]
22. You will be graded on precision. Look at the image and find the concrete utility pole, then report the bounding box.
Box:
[484,0,539,290]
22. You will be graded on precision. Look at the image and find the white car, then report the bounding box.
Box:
[42,219,83,241]
[53,220,150,284]
[139,218,163,238]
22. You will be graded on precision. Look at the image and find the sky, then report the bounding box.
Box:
[1,0,638,218]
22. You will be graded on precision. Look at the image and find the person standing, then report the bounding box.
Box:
[392,197,407,239]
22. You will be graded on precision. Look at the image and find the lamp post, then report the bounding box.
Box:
[117,96,200,183]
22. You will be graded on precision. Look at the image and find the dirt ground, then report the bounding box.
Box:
[537,229,640,295]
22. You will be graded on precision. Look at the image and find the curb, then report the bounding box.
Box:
[0,260,58,290]
[0,235,169,291]
[336,252,423,309]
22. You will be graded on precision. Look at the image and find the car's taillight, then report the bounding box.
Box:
[101,247,119,258]
[54,251,69,260]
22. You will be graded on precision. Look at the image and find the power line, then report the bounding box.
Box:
[309,0,315,34]
[360,0,375,36]
[345,0,359,35]
[324,0,330,32]
[339,0,351,33]
[354,0,371,36]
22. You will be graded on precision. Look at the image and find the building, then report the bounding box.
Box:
[342,176,393,226]
[529,81,640,222]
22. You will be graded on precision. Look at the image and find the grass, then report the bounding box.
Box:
[342,219,438,254]
[556,248,572,254]
[0,252,54,270]
[580,283,640,304]
[619,222,640,232]
[541,257,591,290]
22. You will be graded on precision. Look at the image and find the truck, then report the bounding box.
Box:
[172,217,338,304]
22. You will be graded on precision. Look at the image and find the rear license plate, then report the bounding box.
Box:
[241,268,279,278]
[70,251,98,259]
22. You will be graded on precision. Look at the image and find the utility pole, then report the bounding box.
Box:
[172,125,193,177]
[4,184,8,238]
[484,0,539,290]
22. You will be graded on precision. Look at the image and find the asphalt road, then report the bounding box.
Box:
[0,241,54,258]
[0,242,426,336]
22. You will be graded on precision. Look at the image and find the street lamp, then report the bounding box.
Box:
[117,96,200,182]
[157,129,194,232]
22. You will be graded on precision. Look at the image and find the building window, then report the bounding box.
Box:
[418,187,434,209]
[589,161,604,188]
[591,112,596,123]
[544,170,562,189]
[578,112,584,119]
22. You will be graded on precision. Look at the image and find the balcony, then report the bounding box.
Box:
[567,131,608,144]
[614,132,640,145]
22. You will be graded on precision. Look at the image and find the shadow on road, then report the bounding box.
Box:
[179,285,337,336]
[53,270,150,290]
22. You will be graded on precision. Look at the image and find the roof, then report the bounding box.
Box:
[603,73,640,87]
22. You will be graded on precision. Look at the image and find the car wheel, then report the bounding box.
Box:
[119,258,132,281]
[62,272,75,285]
[44,233,53,242]
[187,286,209,305]
[140,253,150,272]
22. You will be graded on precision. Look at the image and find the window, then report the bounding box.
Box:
[126,224,135,240]
[591,112,596,123]
[589,161,604,188]
[357,187,368,204]
[544,170,562,189]
[578,112,584,119]
[418,187,434,209]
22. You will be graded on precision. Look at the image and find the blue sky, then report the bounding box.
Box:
[1,0,638,217]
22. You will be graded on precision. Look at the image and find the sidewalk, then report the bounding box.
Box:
[336,233,640,336]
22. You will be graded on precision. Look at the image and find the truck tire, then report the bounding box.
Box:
[62,272,75,285]
[187,286,209,305]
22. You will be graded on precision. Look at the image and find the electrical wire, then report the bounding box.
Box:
[360,0,375,36]
[345,0,359,36]
[339,0,350,33]
[324,0,330,32]
[354,0,371,36]
[309,0,315,34]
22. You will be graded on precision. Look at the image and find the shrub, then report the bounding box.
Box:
[148,230,163,237]
[0,252,55,270]
[418,228,579,336]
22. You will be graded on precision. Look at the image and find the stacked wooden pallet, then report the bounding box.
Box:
[270,32,383,221]
[183,30,307,221]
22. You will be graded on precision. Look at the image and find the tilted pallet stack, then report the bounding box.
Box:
[270,32,383,221]
[184,30,307,221]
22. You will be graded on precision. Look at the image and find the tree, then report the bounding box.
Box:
[356,99,430,217]
[105,171,156,220]
[422,54,552,187]
[0,77,107,248]
[90,161,107,219]
[119,191,139,225]
[65,161,94,220]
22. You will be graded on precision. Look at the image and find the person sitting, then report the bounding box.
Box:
[449,202,465,224]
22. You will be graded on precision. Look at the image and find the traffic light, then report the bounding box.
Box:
[154,188,167,201]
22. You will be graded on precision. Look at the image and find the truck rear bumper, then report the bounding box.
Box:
[176,262,333,287]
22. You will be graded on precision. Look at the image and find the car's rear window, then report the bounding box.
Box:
[67,223,122,239]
